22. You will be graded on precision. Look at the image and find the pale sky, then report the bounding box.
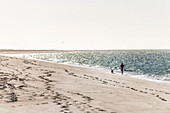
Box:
[0,0,169,50]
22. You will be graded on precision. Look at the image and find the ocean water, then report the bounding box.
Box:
[3,50,170,81]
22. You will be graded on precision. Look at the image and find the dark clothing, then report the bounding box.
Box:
[111,69,114,73]
[120,63,124,75]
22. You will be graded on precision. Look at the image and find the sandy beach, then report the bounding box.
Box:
[1,0,169,112]
[0,54,170,113]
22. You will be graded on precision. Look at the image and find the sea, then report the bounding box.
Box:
[3,50,170,83]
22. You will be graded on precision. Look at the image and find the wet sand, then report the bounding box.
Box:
[0,55,170,113]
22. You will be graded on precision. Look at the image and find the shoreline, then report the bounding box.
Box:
[2,53,170,85]
[0,55,170,112]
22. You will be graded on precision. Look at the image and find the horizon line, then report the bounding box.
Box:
[0,49,169,51]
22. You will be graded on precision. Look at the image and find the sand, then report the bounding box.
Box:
[0,55,170,113]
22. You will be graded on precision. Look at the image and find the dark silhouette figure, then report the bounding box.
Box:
[111,69,114,73]
[120,63,124,75]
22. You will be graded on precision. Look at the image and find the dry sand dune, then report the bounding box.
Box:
[0,55,170,113]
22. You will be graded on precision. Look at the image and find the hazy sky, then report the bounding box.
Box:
[0,0,169,50]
